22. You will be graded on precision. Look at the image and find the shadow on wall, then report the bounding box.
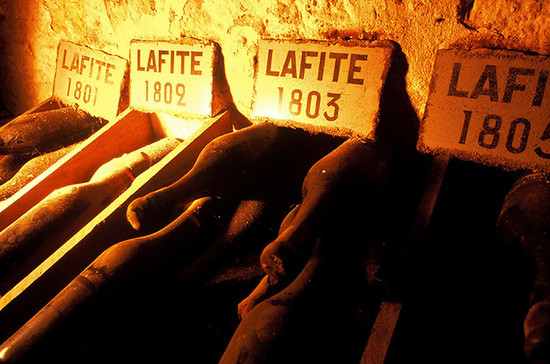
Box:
[0,0,42,115]
[376,40,419,153]
[375,40,430,243]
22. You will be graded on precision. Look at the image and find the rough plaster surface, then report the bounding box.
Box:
[0,0,547,120]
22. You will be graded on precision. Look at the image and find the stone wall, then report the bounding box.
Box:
[0,0,548,119]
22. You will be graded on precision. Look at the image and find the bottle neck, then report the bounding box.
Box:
[90,151,152,183]
[87,161,148,198]
[123,152,153,180]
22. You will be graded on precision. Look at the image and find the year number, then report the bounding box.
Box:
[277,87,341,122]
[459,110,550,159]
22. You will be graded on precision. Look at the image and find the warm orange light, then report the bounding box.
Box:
[151,112,205,140]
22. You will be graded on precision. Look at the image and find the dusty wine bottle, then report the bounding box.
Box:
[0,107,106,156]
[497,173,550,301]
[126,122,344,231]
[0,196,239,363]
[497,172,550,363]
[0,142,81,202]
[278,204,300,236]
[179,157,308,286]
[0,137,180,293]
[237,204,302,318]
[237,274,272,319]
[0,155,32,187]
[180,186,299,286]
[260,137,391,285]
[220,236,370,364]
[179,199,271,285]
[523,301,550,363]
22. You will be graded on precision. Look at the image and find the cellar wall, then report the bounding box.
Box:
[0,0,549,117]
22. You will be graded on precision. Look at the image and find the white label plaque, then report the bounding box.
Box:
[252,39,395,138]
[420,49,550,172]
[129,40,215,117]
[53,41,128,121]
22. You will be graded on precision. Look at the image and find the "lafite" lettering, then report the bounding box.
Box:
[264,49,369,85]
[447,62,549,106]
[61,49,116,85]
[135,49,203,75]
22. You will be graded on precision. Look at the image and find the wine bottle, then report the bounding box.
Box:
[0,155,31,187]
[278,204,300,236]
[180,194,298,287]
[0,138,180,293]
[179,157,307,286]
[89,137,181,181]
[260,138,391,285]
[523,301,550,363]
[126,122,344,231]
[179,199,271,285]
[0,143,80,202]
[237,275,272,319]
[497,172,550,300]
[237,204,301,319]
[220,236,371,364]
[0,107,106,156]
[0,196,239,363]
[497,172,550,363]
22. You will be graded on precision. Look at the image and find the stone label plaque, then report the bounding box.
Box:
[419,48,550,171]
[129,39,215,117]
[252,39,395,138]
[53,41,128,121]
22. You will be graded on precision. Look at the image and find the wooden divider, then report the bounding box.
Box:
[0,107,234,343]
[0,102,155,231]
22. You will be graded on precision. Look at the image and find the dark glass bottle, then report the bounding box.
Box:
[0,138,180,293]
[260,138,391,285]
[220,235,373,364]
[497,172,550,363]
[126,122,344,231]
[0,107,106,156]
[0,196,237,363]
